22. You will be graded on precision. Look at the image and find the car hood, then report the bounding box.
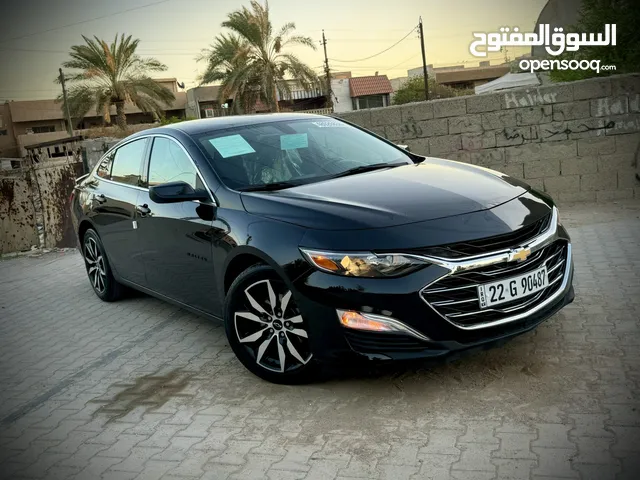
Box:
[240,157,529,230]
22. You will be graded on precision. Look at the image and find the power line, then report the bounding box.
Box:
[387,53,422,71]
[328,26,417,63]
[0,0,173,45]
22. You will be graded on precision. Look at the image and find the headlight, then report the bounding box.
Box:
[554,206,562,226]
[300,249,428,278]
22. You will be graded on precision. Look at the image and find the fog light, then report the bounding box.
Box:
[338,310,395,332]
[336,310,431,342]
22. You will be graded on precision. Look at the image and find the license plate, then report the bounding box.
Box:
[477,266,548,308]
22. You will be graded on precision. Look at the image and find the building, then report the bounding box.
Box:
[434,64,511,90]
[348,75,393,110]
[1,78,187,158]
[390,62,510,101]
[186,85,225,118]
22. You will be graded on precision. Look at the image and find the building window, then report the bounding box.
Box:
[357,95,385,110]
[32,125,56,133]
[0,129,7,136]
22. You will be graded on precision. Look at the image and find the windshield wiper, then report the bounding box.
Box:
[328,161,406,179]
[239,180,304,192]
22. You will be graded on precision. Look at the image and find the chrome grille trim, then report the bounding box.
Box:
[413,207,573,331]
[431,298,478,306]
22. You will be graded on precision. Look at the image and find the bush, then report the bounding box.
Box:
[159,115,196,125]
[392,76,473,105]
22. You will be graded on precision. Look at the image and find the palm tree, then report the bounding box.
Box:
[57,34,175,130]
[198,1,320,113]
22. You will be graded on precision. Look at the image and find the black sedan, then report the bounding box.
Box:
[70,113,574,384]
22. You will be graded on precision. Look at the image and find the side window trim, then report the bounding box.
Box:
[144,134,216,205]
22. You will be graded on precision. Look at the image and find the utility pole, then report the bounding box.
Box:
[418,17,429,101]
[58,68,73,136]
[321,30,333,110]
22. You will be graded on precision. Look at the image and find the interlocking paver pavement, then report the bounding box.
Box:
[1,201,639,480]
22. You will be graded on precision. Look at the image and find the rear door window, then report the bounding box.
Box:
[110,138,149,187]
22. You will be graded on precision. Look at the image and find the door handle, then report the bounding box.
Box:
[136,204,151,216]
[93,194,106,204]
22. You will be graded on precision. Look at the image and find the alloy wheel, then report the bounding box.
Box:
[234,279,312,373]
[84,237,107,294]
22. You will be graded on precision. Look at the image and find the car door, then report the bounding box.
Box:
[135,135,219,314]
[87,137,149,285]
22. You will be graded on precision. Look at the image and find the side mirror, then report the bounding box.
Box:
[149,181,209,204]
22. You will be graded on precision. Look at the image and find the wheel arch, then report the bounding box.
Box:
[78,219,98,244]
[222,247,277,295]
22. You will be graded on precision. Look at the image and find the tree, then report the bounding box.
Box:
[57,34,175,129]
[198,1,320,113]
[549,0,640,82]
[392,76,472,105]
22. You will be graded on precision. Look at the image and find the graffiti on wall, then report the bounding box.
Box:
[504,90,559,108]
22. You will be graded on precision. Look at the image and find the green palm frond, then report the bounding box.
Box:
[56,33,174,128]
[198,0,319,113]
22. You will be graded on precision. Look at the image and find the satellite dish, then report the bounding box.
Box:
[177,81,186,89]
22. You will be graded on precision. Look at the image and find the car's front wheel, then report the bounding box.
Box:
[82,228,124,302]
[224,265,317,384]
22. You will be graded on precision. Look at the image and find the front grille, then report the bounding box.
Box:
[421,240,568,328]
[414,213,552,259]
[344,330,429,354]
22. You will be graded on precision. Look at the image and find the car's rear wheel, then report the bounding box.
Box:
[83,228,124,302]
[224,265,317,384]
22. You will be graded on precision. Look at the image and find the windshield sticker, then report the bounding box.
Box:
[311,120,347,128]
[280,133,308,150]
[209,135,256,158]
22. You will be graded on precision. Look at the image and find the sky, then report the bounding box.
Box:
[0,0,547,101]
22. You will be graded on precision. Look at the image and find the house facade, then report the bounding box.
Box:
[1,79,187,158]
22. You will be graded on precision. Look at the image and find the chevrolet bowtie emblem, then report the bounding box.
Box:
[510,247,531,262]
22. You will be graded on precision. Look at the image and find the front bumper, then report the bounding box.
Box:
[293,220,575,362]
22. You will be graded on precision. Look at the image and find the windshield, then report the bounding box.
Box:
[196,118,413,190]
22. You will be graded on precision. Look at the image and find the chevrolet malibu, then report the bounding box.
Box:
[71,113,574,384]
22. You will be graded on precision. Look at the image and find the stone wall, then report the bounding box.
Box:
[335,73,640,203]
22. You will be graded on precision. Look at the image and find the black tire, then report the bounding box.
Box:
[224,264,318,384]
[82,228,124,302]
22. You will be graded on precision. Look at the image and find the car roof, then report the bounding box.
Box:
[144,112,332,137]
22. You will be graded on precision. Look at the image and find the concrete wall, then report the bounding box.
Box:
[1,153,86,254]
[335,73,640,202]
[331,78,352,113]
[33,159,85,248]
[16,123,156,157]
[0,174,38,255]
[81,137,120,171]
